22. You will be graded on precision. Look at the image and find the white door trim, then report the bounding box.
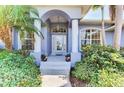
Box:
[51,35,67,55]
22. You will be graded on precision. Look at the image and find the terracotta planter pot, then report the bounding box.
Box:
[65,54,71,62]
[41,55,48,62]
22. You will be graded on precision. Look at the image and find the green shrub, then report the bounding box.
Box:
[72,62,98,82]
[72,45,124,87]
[13,49,31,57]
[89,69,124,87]
[120,47,124,57]
[0,50,41,87]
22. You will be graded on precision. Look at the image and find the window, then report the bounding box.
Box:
[22,32,34,50]
[51,23,67,33]
[80,28,101,48]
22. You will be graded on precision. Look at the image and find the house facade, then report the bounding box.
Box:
[10,5,124,66]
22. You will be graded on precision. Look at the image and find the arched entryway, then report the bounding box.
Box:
[41,9,71,56]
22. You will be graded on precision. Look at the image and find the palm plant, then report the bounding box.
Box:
[92,5,123,50]
[109,5,123,50]
[109,5,116,22]
[0,5,41,50]
[112,5,123,50]
[92,5,106,46]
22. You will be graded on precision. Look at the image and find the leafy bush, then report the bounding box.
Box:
[72,45,124,87]
[72,62,97,82]
[13,49,31,57]
[0,50,41,87]
[120,47,124,57]
[89,69,124,87]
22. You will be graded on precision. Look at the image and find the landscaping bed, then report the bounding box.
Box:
[70,68,87,87]
[70,45,124,87]
[0,49,41,87]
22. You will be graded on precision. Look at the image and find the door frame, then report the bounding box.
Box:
[51,34,67,55]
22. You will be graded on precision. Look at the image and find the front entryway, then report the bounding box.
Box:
[41,10,70,56]
[40,56,71,87]
[52,35,66,55]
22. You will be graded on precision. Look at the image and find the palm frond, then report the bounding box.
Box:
[109,5,116,21]
[92,5,102,11]
[0,5,44,42]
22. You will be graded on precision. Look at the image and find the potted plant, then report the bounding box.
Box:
[65,54,71,62]
[41,54,48,62]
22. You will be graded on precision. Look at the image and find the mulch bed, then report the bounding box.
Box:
[69,68,87,87]
[70,76,87,87]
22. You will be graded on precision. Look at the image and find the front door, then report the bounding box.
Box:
[52,35,66,55]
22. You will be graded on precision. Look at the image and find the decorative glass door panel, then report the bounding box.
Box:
[52,35,66,54]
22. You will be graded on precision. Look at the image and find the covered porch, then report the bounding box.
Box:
[32,6,91,68]
[36,8,82,66]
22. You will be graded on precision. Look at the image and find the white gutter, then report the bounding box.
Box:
[105,22,124,32]
[105,25,115,32]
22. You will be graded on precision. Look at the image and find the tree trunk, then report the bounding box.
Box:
[101,6,106,46]
[113,5,123,50]
[0,26,12,50]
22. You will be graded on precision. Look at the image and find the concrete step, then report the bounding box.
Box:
[40,56,72,87]
[40,62,70,69]
[41,61,71,65]
[41,69,70,75]
[40,62,71,75]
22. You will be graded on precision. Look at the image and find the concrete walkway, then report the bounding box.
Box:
[42,75,71,87]
[40,56,71,87]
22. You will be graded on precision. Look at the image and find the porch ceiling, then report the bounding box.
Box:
[48,15,67,23]
[80,5,92,18]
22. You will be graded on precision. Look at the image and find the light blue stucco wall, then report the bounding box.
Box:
[106,29,124,47]
[12,29,19,50]
[41,27,47,55]
[41,24,52,55]
[67,28,72,53]
[47,25,52,55]
[105,31,114,46]
[104,28,124,47]
[121,28,124,47]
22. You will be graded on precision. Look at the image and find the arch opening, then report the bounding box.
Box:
[41,9,71,23]
[41,9,71,56]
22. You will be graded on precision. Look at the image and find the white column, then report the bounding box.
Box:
[68,28,72,53]
[72,19,79,53]
[71,19,81,67]
[32,20,42,66]
[34,20,41,53]
[43,26,48,55]
[18,32,22,49]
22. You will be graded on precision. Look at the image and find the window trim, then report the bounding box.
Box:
[50,23,68,34]
[79,27,102,50]
[21,32,34,50]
